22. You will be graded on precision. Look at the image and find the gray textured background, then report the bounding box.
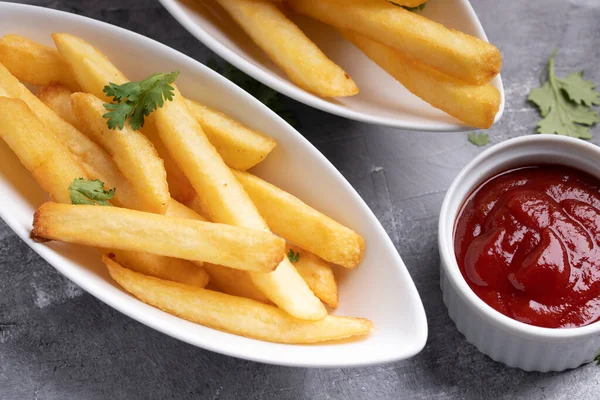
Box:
[2,0,600,399]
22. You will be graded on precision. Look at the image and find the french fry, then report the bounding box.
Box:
[37,84,80,127]
[202,263,271,304]
[0,63,144,210]
[111,250,209,288]
[215,0,358,97]
[0,34,80,91]
[185,99,276,171]
[0,97,87,204]
[342,31,501,128]
[289,0,501,84]
[233,170,365,268]
[288,245,338,309]
[52,33,126,101]
[32,202,285,272]
[105,256,373,343]
[54,32,326,320]
[141,123,197,204]
[71,93,170,214]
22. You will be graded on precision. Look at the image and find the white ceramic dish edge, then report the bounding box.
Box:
[439,135,600,372]
[0,3,428,368]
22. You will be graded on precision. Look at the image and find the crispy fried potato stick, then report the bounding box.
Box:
[342,31,501,129]
[185,99,276,171]
[33,202,285,272]
[71,93,170,214]
[287,244,338,309]
[105,255,373,343]
[0,34,80,91]
[215,0,358,97]
[289,0,501,84]
[233,170,365,268]
[0,97,86,204]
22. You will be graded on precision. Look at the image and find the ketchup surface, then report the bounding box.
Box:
[454,165,600,328]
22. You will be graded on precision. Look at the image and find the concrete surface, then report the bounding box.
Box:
[1,0,600,398]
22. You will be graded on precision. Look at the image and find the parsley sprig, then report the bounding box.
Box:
[103,71,179,130]
[287,249,300,263]
[69,178,115,206]
[468,132,489,146]
[528,51,600,139]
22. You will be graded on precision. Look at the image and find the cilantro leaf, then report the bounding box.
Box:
[595,353,600,366]
[528,52,599,139]
[69,178,115,206]
[388,1,427,11]
[207,59,297,127]
[287,249,300,263]
[103,71,179,130]
[468,131,489,146]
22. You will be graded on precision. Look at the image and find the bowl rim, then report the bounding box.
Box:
[157,0,505,132]
[439,134,600,339]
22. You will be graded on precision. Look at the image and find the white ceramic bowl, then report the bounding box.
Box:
[439,135,600,372]
[158,0,505,131]
[0,3,428,367]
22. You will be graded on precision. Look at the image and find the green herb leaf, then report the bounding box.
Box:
[528,52,599,139]
[595,352,600,366]
[208,59,297,127]
[69,178,115,206]
[287,249,300,263]
[388,1,427,11]
[468,131,489,146]
[102,71,179,130]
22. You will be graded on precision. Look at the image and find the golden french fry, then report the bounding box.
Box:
[0,63,144,210]
[343,31,501,129]
[215,0,358,97]
[33,202,285,272]
[0,97,87,204]
[288,244,338,309]
[185,99,276,171]
[289,0,501,84]
[202,263,271,303]
[140,123,197,204]
[105,256,373,343]
[37,84,80,127]
[52,33,126,101]
[70,93,170,214]
[54,32,326,320]
[0,34,80,91]
[111,250,209,288]
[233,170,365,268]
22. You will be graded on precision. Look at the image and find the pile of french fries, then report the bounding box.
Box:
[0,32,372,343]
[211,0,503,128]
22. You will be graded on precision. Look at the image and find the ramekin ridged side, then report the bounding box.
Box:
[439,135,600,372]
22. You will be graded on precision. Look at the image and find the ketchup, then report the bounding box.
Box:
[454,165,600,328]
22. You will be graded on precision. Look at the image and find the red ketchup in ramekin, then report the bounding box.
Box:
[454,165,600,328]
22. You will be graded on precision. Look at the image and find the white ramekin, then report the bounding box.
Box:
[439,135,600,372]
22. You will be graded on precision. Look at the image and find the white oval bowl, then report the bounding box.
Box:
[439,135,600,372]
[158,0,505,131]
[0,3,428,368]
